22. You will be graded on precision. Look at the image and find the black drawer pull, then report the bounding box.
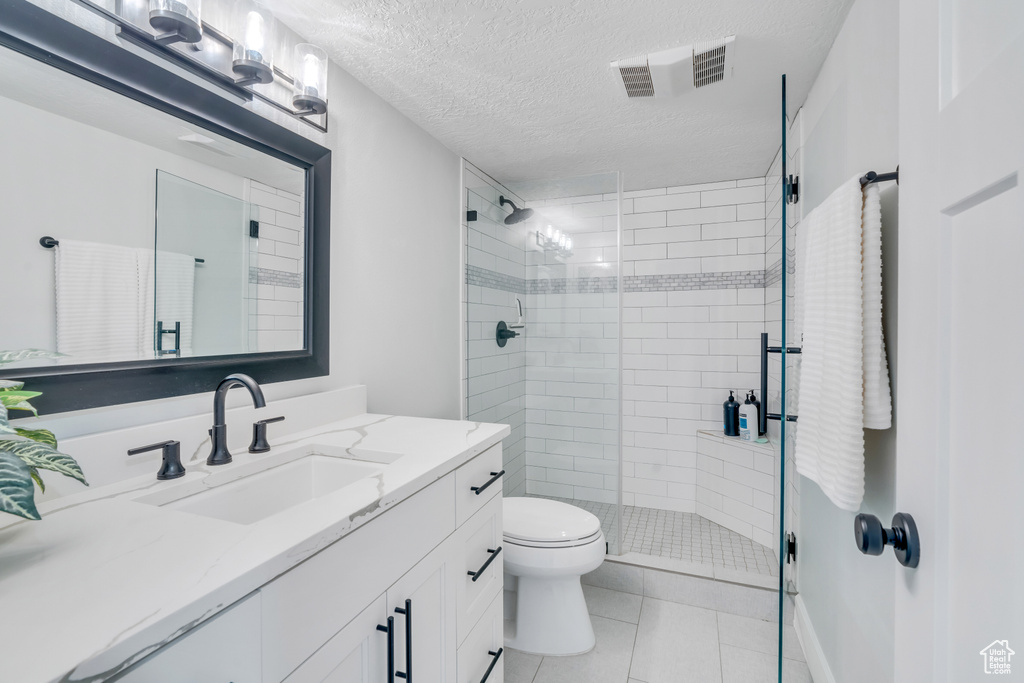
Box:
[467,547,502,582]
[376,617,395,683]
[470,470,505,496]
[479,648,503,683]
[394,599,412,681]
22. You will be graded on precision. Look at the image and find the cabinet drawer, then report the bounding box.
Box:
[114,593,261,683]
[456,495,503,646]
[456,592,504,683]
[263,474,456,683]
[454,443,503,527]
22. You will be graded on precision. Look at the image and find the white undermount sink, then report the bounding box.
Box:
[137,453,385,525]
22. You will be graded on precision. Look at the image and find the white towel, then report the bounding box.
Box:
[795,177,892,511]
[55,240,144,362]
[140,249,196,357]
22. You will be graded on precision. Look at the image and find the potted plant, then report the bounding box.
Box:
[0,349,88,520]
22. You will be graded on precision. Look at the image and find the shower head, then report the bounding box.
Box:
[499,196,535,225]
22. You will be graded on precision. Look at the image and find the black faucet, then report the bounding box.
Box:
[208,373,266,466]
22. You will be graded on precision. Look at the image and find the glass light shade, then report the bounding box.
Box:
[546,225,554,238]
[231,0,275,84]
[565,237,572,251]
[149,0,202,43]
[292,43,328,115]
[558,234,566,248]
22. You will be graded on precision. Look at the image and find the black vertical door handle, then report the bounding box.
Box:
[394,599,412,681]
[377,617,395,683]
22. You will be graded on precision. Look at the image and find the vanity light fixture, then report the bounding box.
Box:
[535,224,574,258]
[291,43,328,117]
[231,0,275,86]
[148,0,203,45]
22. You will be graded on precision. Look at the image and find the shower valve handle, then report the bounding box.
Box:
[495,321,518,347]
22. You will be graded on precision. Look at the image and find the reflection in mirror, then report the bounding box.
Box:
[0,41,306,370]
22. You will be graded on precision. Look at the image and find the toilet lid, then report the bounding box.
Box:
[503,497,602,544]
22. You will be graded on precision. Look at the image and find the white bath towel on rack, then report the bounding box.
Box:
[795,177,892,511]
[139,249,196,357]
[55,240,143,362]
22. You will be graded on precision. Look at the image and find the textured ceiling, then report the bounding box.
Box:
[276,0,854,190]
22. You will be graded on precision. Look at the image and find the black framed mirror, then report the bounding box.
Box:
[0,0,330,413]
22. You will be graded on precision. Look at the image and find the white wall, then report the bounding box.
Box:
[792,1,899,682]
[9,16,462,442]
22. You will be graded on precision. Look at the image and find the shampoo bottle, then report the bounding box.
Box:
[739,391,757,442]
[723,391,740,437]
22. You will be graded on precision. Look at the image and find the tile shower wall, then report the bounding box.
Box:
[247,179,306,352]
[617,178,768,513]
[463,161,528,496]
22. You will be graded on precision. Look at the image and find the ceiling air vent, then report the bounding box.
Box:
[614,55,655,98]
[611,36,735,98]
[693,38,730,88]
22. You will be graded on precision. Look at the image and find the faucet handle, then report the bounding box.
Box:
[128,440,185,480]
[249,416,285,453]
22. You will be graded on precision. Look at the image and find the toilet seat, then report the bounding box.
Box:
[503,497,603,548]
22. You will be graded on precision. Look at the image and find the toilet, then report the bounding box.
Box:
[502,497,606,656]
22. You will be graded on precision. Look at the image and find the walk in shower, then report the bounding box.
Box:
[463,160,786,587]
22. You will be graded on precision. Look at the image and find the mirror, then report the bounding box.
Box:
[0,3,330,413]
[0,45,306,366]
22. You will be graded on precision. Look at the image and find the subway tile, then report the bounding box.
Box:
[666,205,737,226]
[623,211,668,229]
[633,225,701,244]
[701,186,765,207]
[634,192,701,213]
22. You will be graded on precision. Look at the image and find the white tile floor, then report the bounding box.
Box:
[504,583,811,683]
[536,496,779,578]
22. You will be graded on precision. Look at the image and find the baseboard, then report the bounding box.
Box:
[794,594,836,683]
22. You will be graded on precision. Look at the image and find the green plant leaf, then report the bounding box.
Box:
[0,349,66,367]
[29,467,45,493]
[0,405,16,436]
[0,380,25,391]
[0,391,41,415]
[15,428,57,448]
[0,440,87,486]
[0,450,40,520]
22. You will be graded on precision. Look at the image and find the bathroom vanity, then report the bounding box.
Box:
[0,398,509,683]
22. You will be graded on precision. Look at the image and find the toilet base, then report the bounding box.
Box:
[505,575,595,656]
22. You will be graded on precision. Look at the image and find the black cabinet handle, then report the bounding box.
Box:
[394,599,412,681]
[479,648,503,683]
[376,617,395,683]
[467,547,502,582]
[470,470,505,496]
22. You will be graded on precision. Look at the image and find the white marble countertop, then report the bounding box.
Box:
[0,412,509,683]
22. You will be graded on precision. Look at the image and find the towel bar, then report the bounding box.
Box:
[39,235,204,263]
[760,332,800,434]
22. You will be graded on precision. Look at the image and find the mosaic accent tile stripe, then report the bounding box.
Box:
[466,264,527,293]
[249,267,302,288]
[468,266,771,294]
[624,270,765,291]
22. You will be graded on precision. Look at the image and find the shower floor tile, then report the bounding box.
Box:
[528,496,778,579]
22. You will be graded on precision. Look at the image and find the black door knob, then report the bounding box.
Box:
[854,512,920,568]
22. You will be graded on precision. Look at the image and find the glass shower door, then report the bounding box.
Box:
[463,167,623,555]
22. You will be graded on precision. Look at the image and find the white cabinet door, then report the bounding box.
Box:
[114,594,262,683]
[283,595,388,683]
[386,542,458,683]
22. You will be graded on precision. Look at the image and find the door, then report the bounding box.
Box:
[896,3,1024,681]
[387,544,457,683]
[283,595,388,683]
